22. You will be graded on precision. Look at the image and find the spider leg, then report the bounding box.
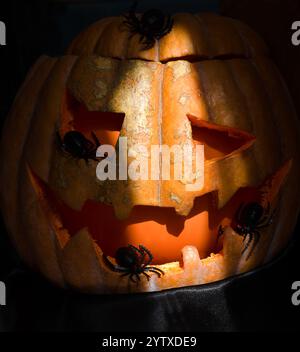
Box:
[142,38,155,50]
[129,245,145,267]
[56,132,72,158]
[129,244,143,256]
[88,143,104,162]
[61,148,73,159]
[138,32,155,50]
[127,30,138,41]
[123,21,143,44]
[144,266,165,275]
[159,17,174,37]
[139,245,153,267]
[128,273,136,283]
[142,271,151,281]
[87,147,101,162]
[257,207,276,228]
[103,255,128,273]
[234,224,244,238]
[256,223,270,229]
[129,245,151,268]
[257,216,271,227]
[257,202,271,225]
[82,144,98,162]
[138,33,144,43]
[146,269,161,278]
[124,20,140,34]
[133,273,141,283]
[92,155,100,162]
[102,255,117,271]
[129,245,146,267]
[144,267,165,278]
[84,139,95,152]
[139,252,146,267]
[168,17,174,32]
[257,216,269,226]
[91,131,100,147]
[146,266,165,275]
[246,230,260,260]
[122,4,141,35]
[120,272,130,278]
[123,0,139,21]
[241,232,253,255]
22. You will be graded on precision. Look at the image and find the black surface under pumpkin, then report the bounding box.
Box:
[0,215,299,332]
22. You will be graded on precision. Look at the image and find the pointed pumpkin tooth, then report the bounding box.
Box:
[181,245,201,270]
[181,246,226,286]
[180,245,201,285]
[60,228,112,293]
[178,228,245,286]
[174,200,194,216]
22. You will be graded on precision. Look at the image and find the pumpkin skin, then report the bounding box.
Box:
[0,12,299,293]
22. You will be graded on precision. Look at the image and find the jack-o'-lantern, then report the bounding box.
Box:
[0,8,299,294]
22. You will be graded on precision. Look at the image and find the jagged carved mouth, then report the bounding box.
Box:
[28,159,290,266]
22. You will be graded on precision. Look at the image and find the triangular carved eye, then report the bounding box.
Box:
[61,90,125,146]
[187,114,256,161]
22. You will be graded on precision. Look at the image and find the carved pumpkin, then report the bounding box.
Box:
[0,12,299,294]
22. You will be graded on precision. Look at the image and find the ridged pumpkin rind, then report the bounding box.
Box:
[0,12,299,293]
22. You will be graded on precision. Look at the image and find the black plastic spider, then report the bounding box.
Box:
[57,130,100,163]
[103,244,165,283]
[122,1,174,50]
[233,202,275,260]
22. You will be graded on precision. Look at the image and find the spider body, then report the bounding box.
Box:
[103,245,165,283]
[123,1,174,49]
[58,130,100,163]
[234,202,275,260]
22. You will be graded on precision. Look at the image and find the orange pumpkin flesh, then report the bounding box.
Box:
[1,12,299,293]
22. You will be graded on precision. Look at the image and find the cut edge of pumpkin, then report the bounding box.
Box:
[188,114,256,162]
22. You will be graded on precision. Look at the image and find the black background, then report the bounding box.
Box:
[0,0,299,332]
